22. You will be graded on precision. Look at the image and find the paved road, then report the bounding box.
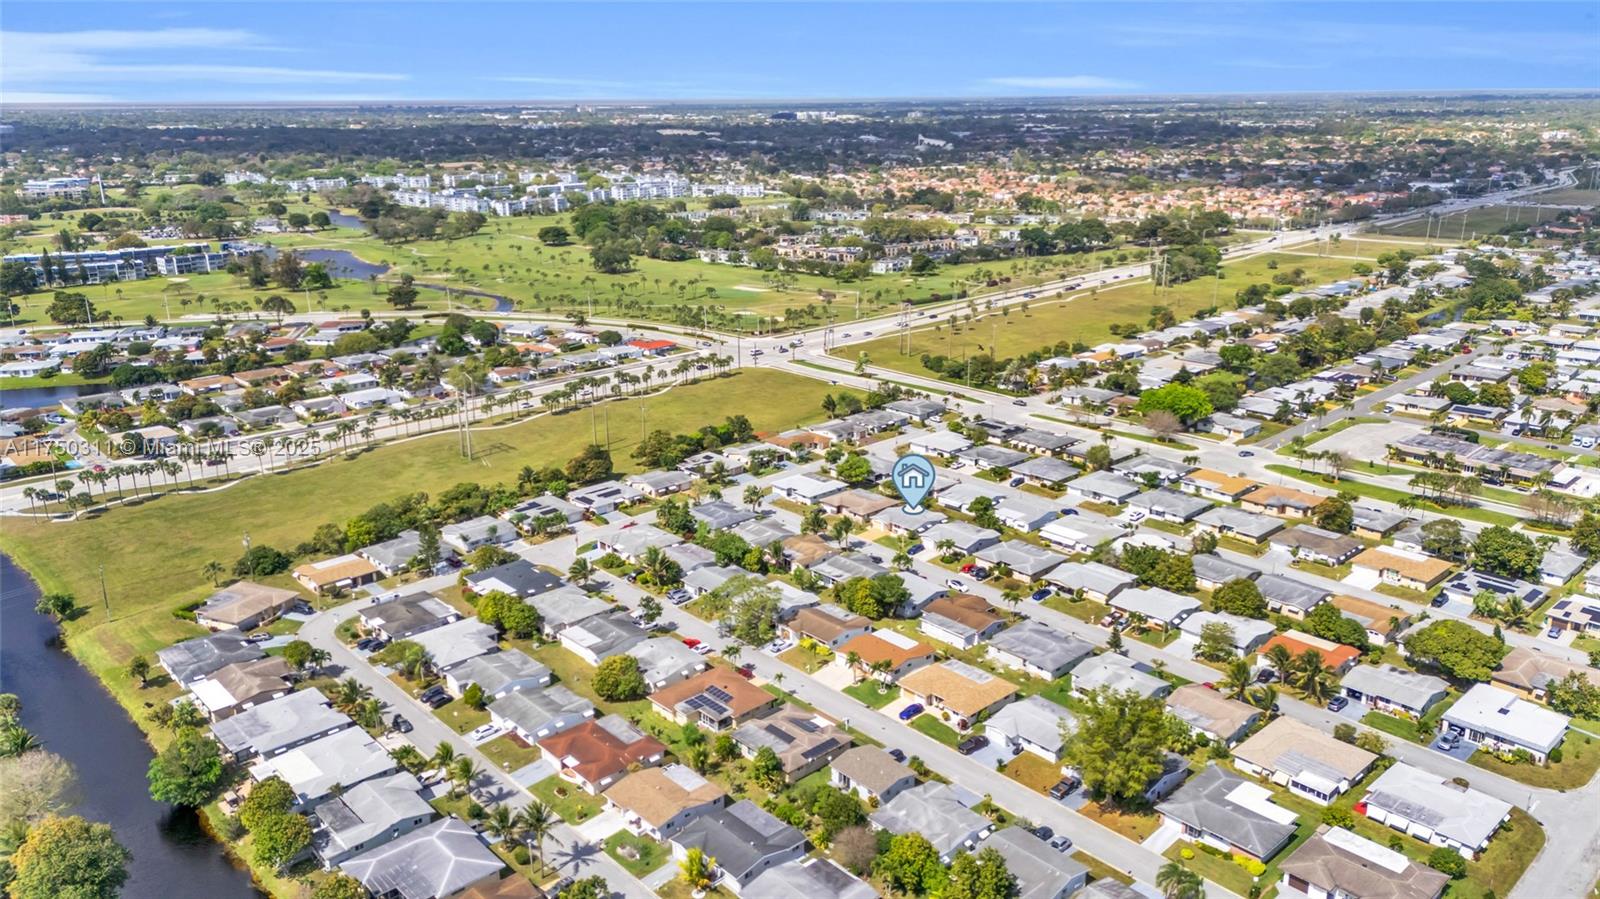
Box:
[299,598,656,899]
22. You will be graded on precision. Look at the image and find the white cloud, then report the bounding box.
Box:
[983,76,1138,91]
[1,28,406,89]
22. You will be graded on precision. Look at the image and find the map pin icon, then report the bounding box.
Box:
[891,453,936,514]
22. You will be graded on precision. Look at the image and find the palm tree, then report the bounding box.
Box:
[640,545,676,585]
[431,742,457,772]
[333,677,372,712]
[679,847,717,894]
[742,484,765,511]
[449,756,482,799]
[1249,683,1279,712]
[516,800,557,877]
[128,655,151,687]
[485,804,519,844]
[568,557,595,586]
[1156,861,1204,899]
[829,517,854,548]
[1264,642,1295,676]
[1295,650,1334,703]
[1220,658,1253,700]
[201,560,224,586]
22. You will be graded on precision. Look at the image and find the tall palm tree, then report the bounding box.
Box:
[1249,683,1279,712]
[568,557,595,586]
[431,742,457,772]
[485,804,519,845]
[516,800,557,877]
[202,560,224,586]
[450,757,482,799]
[333,677,372,712]
[1264,642,1295,676]
[1295,651,1334,703]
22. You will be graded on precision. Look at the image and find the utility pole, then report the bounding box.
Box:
[99,564,110,621]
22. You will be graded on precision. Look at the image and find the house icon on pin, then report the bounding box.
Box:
[899,469,926,488]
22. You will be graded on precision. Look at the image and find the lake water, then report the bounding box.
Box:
[324,210,366,230]
[0,555,263,898]
[265,247,390,282]
[1,381,108,410]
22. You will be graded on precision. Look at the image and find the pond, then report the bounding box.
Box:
[0,555,263,898]
[0,381,112,410]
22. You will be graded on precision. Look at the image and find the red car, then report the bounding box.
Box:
[681,637,701,648]
[960,563,978,574]
[736,663,756,680]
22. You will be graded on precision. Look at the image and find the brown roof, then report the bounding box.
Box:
[198,581,301,626]
[837,632,937,669]
[603,764,725,828]
[782,533,839,567]
[458,876,544,899]
[1185,468,1260,497]
[1279,826,1449,899]
[791,605,870,642]
[826,489,898,517]
[1234,717,1377,781]
[292,554,380,588]
[210,657,294,702]
[537,715,665,785]
[923,594,1002,631]
[1329,594,1407,636]
[1241,484,1324,512]
[899,660,1018,718]
[830,746,915,793]
[649,669,775,719]
[1166,684,1260,738]
[1350,547,1454,586]
[1492,647,1600,693]
[233,366,289,384]
[733,708,851,773]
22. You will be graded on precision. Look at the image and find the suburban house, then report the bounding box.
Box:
[919,593,1007,648]
[359,530,457,577]
[188,657,294,721]
[442,650,552,700]
[830,746,918,803]
[626,469,695,497]
[669,800,808,895]
[731,709,851,783]
[986,621,1096,680]
[1191,553,1262,591]
[292,554,381,594]
[1261,631,1361,675]
[1128,488,1213,524]
[744,857,876,899]
[976,538,1067,578]
[769,472,847,502]
[1043,561,1135,601]
[440,516,514,554]
[1165,684,1262,746]
[631,637,709,691]
[538,714,668,794]
[1176,611,1275,658]
[1195,505,1284,545]
[1350,547,1455,592]
[1328,594,1409,646]
[982,827,1091,899]
[1256,573,1331,619]
[309,772,435,868]
[157,632,265,684]
[1361,762,1511,858]
[248,727,397,808]
[1039,516,1126,554]
[1068,471,1141,504]
[1157,764,1299,862]
[409,618,498,670]
[870,782,992,862]
[1491,647,1600,702]
[1340,665,1449,719]
[359,592,459,641]
[194,581,302,631]
[1440,683,1569,763]
[985,695,1075,760]
[899,659,1018,728]
[487,685,595,743]
[1351,506,1410,540]
[604,764,728,841]
[463,559,564,597]
[924,520,1001,555]
[1438,570,1545,609]
[1240,484,1326,519]
[1072,653,1171,699]
[559,611,647,665]
[1109,587,1200,630]
[785,604,872,650]
[210,688,352,761]
[339,818,503,899]
[1278,825,1449,899]
[1181,469,1262,503]
[650,669,781,732]
[1271,526,1363,567]
[835,631,938,683]
[527,588,611,638]
[1233,718,1378,805]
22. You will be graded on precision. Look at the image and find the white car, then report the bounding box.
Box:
[693,644,714,656]
[467,724,499,743]
[945,578,967,591]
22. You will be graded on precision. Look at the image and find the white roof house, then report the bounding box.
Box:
[1362,762,1512,857]
[1441,683,1569,762]
[1109,587,1200,628]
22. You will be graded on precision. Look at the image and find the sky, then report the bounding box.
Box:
[2,1,1597,105]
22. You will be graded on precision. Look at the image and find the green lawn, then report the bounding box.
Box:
[530,775,604,824]
[841,251,1365,378]
[431,697,491,735]
[1371,205,1564,239]
[602,830,670,878]
[909,713,963,747]
[1003,752,1064,793]
[842,680,902,709]
[1162,843,1256,897]
[1470,730,1600,790]
[478,733,543,772]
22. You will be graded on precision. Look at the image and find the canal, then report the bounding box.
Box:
[0,555,262,898]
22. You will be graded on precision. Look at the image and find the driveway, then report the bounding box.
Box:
[1429,732,1478,762]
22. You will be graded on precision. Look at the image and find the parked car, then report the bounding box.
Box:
[1238,450,1255,457]
[956,735,989,755]
[960,562,979,574]
[422,692,451,709]
[1048,778,1079,800]
[1049,834,1074,852]
[681,637,701,648]
[1327,696,1348,712]
[693,644,713,656]
[391,715,413,734]
[467,724,499,742]
[945,578,967,591]
[1008,476,1025,487]
[1032,825,1053,841]
[898,703,925,721]
[1011,399,1027,407]
[1255,668,1278,683]
[1437,730,1460,750]
[887,748,906,763]
[1060,508,1078,516]
[1030,588,1053,602]
[737,663,756,679]
[1430,594,1449,607]
[1548,625,1563,639]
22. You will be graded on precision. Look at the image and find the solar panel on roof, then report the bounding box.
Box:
[801,738,840,760]
[705,685,734,703]
[792,718,821,733]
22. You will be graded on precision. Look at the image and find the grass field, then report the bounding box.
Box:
[1528,187,1600,206]
[0,369,855,744]
[837,251,1365,378]
[1370,205,1564,239]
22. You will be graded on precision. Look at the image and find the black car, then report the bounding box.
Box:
[418,686,446,703]
[887,748,906,763]
[1048,778,1080,800]
[424,693,451,708]
[391,715,413,733]
[1032,825,1053,841]
[1255,668,1278,684]
[354,638,378,652]
[1430,594,1449,607]
[956,735,989,755]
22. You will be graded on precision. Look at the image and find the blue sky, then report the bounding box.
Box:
[2,2,1596,105]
